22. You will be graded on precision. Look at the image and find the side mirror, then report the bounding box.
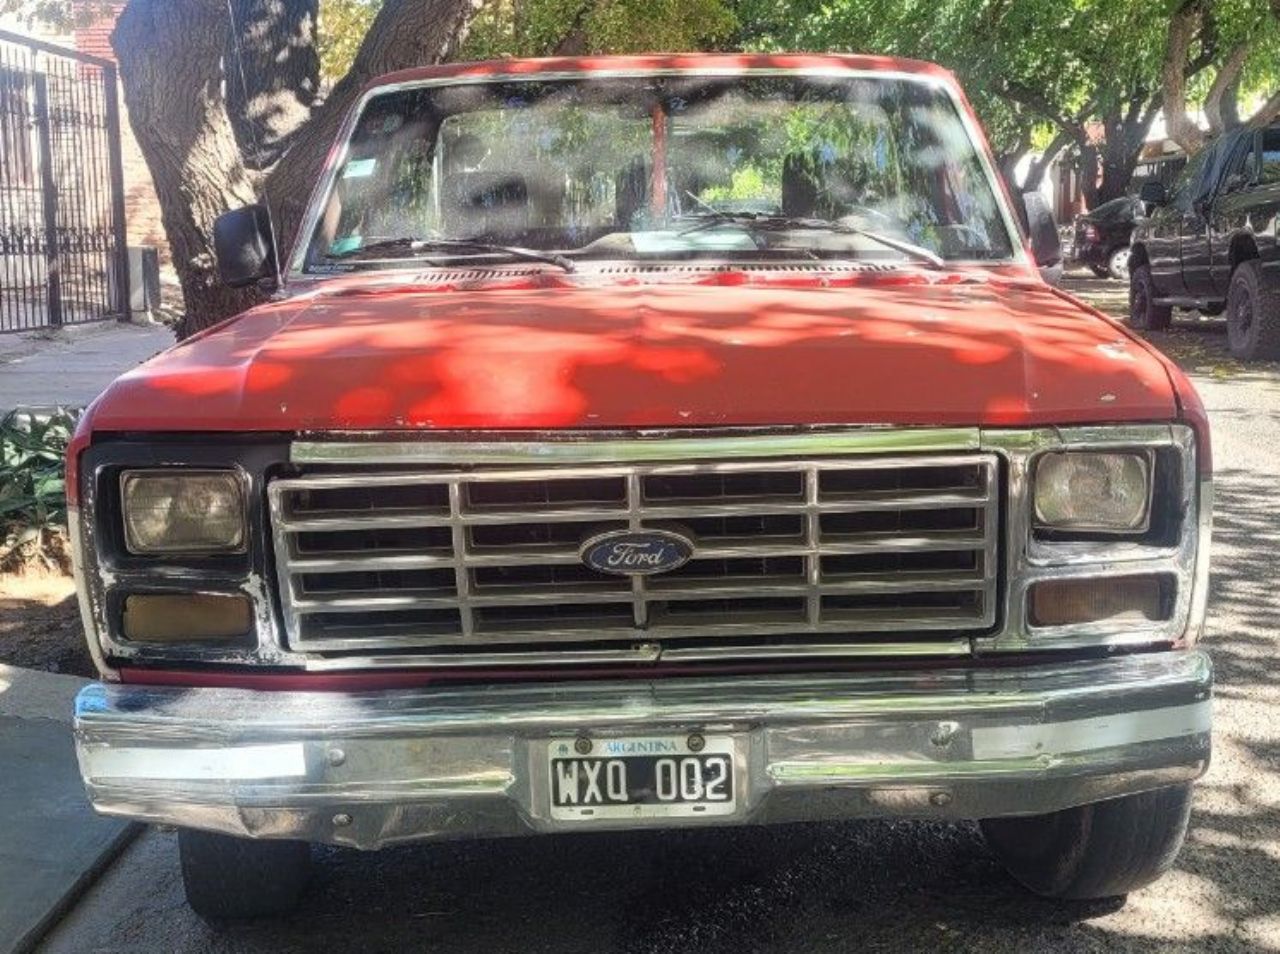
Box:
[1139,180,1167,206]
[1021,191,1061,267]
[213,205,277,289]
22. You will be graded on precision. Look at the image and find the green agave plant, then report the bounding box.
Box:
[0,407,81,568]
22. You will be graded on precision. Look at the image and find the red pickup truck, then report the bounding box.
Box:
[69,54,1213,920]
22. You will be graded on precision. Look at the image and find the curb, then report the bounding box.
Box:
[9,823,141,954]
[0,665,140,953]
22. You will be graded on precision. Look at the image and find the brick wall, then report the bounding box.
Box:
[72,1,171,266]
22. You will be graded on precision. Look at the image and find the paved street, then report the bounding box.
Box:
[0,321,173,413]
[38,276,1280,953]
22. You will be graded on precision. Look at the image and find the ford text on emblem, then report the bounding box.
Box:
[579,529,694,576]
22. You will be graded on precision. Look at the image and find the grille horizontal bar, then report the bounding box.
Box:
[268,454,1000,655]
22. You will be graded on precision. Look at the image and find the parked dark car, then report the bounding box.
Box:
[1130,123,1280,359]
[1072,195,1141,280]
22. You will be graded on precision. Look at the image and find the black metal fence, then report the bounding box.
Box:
[0,29,129,333]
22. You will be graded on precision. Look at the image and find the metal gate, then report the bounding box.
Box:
[0,30,129,333]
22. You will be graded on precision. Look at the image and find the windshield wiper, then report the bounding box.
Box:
[677,212,945,270]
[326,237,575,272]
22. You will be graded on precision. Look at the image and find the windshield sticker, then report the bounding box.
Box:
[631,231,758,253]
[342,158,377,179]
[329,236,363,255]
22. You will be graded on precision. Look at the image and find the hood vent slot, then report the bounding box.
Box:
[373,261,903,286]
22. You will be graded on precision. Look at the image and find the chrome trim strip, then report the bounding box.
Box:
[74,650,1212,848]
[968,700,1212,761]
[659,638,971,662]
[1186,479,1214,645]
[68,508,117,682]
[84,742,308,781]
[300,638,971,670]
[304,645,663,670]
[291,428,982,465]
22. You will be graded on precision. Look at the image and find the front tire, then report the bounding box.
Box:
[1129,263,1172,331]
[980,784,1193,900]
[178,829,311,921]
[1226,259,1280,360]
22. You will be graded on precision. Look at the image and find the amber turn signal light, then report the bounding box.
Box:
[1029,576,1172,628]
[122,594,253,644]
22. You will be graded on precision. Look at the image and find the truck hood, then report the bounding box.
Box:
[88,274,1177,432]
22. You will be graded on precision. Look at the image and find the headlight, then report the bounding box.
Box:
[121,470,247,554]
[1033,452,1151,532]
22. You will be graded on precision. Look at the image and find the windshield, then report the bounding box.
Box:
[299,74,1017,273]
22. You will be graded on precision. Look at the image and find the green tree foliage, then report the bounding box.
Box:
[462,0,736,58]
[317,0,381,80]
[0,1,113,30]
[734,0,1154,181]
[315,0,737,80]
[733,0,1280,199]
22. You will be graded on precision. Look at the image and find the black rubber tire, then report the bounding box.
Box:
[1226,259,1280,360]
[1128,263,1173,331]
[980,784,1193,900]
[178,829,311,921]
[1088,264,1110,279]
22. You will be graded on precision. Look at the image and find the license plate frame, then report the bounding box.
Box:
[546,734,738,821]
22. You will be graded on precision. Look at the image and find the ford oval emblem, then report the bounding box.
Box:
[579,529,694,577]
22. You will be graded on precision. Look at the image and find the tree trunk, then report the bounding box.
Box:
[113,0,485,339]
[1162,0,1210,155]
[1095,153,1138,206]
[1203,42,1248,137]
[225,0,321,168]
[113,0,263,338]
[1092,101,1159,207]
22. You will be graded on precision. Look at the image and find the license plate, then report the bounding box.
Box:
[547,734,737,821]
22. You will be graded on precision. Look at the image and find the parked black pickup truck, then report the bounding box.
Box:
[1129,124,1280,358]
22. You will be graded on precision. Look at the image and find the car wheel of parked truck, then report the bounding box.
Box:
[67,54,1214,924]
[179,830,311,921]
[1128,263,1173,330]
[980,784,1194,900]
[1107,246,1131,281]
[1226,259,1280,360]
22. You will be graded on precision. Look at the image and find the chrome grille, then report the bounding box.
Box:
[268,454,1000,654]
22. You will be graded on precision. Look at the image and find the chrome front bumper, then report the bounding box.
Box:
[74,651,1213,850]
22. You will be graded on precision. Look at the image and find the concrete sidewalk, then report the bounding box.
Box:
[0,665,136,954]
[0,321,173,412]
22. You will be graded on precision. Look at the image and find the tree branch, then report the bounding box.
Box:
[1204,41,1249,135]
[999,80,1091,143]
[1162,0,1209,154]
[1247,88,1280,130]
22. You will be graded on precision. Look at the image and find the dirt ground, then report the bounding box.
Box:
[0,572,94,677]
